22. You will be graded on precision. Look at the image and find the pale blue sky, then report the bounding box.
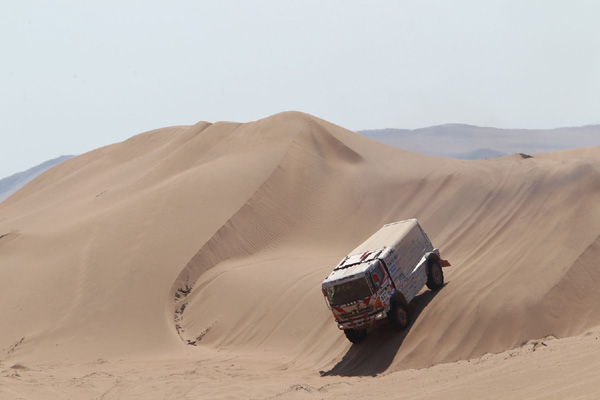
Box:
[2,0,599,177]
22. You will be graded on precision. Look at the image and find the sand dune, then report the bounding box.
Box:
[1,111,599,398]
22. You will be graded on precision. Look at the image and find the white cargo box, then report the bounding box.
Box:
[323,219,436,306]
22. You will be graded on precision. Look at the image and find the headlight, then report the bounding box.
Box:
[337,323,345,329]
[375,311,386,320]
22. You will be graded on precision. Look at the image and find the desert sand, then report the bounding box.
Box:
[1,111,599,399]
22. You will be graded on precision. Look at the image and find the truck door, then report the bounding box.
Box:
[370,261,387,289]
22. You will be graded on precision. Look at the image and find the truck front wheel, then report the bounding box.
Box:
[426,260,444,291]
[388,301,410,331]
[344,328,367,344]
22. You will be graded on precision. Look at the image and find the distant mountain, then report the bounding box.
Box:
[357,124,600,159]
[0,155,73,202]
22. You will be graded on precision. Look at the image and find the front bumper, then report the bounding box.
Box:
[336,309,387,330]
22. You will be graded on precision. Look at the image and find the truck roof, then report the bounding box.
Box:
[350,219,419,255]
[322,219,422,287]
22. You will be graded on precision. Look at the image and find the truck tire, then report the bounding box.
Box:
[344,328,367,344]
[426,260,444,291]
[388,301,410,331]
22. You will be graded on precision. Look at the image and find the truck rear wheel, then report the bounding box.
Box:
[388,301,410,331]
[344,328,367,344]
[426,260,444,291]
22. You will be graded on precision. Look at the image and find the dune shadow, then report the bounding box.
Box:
[320,284,446,377]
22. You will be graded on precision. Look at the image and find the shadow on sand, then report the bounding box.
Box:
[320,284,446,377]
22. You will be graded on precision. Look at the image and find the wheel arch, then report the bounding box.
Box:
[390,290,408,307]
[425,252,441,273]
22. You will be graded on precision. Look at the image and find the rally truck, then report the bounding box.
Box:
[321,219,450,343]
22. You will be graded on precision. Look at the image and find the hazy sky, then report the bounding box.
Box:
[2,1,599,177]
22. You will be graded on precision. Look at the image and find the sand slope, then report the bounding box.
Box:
[1,111,600,397]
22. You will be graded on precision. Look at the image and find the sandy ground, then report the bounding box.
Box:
[1,111,599,398]
[2,328,599,399]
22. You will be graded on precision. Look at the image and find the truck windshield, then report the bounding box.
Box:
[325,277,372,306]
